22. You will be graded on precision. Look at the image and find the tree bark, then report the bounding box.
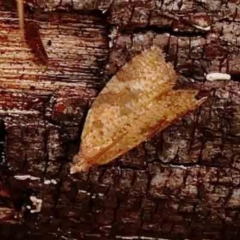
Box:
[0,0,240,239]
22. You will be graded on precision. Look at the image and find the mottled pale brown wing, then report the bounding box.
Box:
[93,90,205,165]
[70,46,206,173]
[78,47,176,157]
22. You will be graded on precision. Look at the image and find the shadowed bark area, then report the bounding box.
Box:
[0,0,240,239]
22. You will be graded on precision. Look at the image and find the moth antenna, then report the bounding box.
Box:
[16,0,24,41]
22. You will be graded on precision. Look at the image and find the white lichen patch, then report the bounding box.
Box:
[206,72,231,81]
[43,179,58,185]
[14,175,58,186]
[192,24,211,31]
[108,26,119,48]
[169,164,188,169]
[29,196,43,213]
[116,236,162,239]
[51,179,57,185]
[43,179,51,185]
[0,109,39,115]
[14,175,40,181]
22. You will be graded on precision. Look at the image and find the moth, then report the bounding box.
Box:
[70,46,206,174]
[16,0,48,64]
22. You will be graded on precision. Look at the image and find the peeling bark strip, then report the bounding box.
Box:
[16,0,48,63]
[71,46,206,173]
[24,21,48,64]
[16,0,24,40]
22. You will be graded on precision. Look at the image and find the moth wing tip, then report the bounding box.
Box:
[70,165,77,174]
[70,155,91,174]
[197,96,208,106]
[70,164,89,174]
[148,45,162,54]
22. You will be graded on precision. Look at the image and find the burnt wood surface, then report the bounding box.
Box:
[0,0,240,239]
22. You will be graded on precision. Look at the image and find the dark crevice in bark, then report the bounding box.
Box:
[28,8,108,22]
[229,72,240,82]
[42,128,49,175]
[0,120,6,165]
[121,25,209,38]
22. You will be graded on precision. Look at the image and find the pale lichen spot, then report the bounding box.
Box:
[206,72,231,81]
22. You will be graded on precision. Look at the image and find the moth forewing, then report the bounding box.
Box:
[70,46,206,174]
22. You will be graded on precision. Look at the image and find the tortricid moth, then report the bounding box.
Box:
[70,46,206,173]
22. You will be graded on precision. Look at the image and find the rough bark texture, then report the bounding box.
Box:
[0,0,240,239]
